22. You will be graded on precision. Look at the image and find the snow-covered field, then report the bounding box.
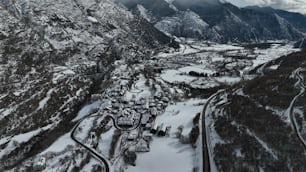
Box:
[155,99,205,136]
[41,132,75,154]
[3,36,301,171]
[127,99,206,172]
[127,137,194,172]
[73,101,102,122]
[157,40,300,88]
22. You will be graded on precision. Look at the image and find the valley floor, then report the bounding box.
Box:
[1,40,305,172]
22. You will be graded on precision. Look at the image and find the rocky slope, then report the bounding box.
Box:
[1,0,306,172]
[117,0,306,43]
[204,51,306,171]
[0,0,174,170]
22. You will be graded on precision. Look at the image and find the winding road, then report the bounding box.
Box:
[71,114,111,172]
[200,67,306,172]
[70,113,142,172]
[288,68,306,150]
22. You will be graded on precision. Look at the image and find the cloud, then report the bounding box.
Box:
[120,0,306,14]
[228,0,306,14]
[174,0,221,5]
[268,0,306,13]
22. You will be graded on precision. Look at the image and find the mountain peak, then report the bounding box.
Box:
[118,0,306,43]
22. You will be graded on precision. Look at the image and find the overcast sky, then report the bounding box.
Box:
[227,0,306,14]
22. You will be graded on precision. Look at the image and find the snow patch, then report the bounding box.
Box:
[38,89,54,110]
[73,101,102,122]
[41,132,75,154]
[126,137,194,172]
[87,16,98,23]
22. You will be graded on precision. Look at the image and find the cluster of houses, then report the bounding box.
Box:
[98,80,172,129]
[188,70,234,78]
[150,123,171,137]
[95,71,175,155]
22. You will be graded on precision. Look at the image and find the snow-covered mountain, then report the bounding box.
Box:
[2,0,306,172]
[0,0,176,170]
[246,6,306,33]
[154,10,216,39]
[117,0,306,43]
[205,51,306,171]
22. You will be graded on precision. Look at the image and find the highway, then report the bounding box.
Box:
[201,90,225,172]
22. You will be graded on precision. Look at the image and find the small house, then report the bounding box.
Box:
[143,133,153,142]
[127,130,139,141]
[161,97,170,103]
[135,139,149,152]
[141,114,150,127]
[145,123,152,130]
[117,116,134,127]
[150,124,159,134]
[150,108,158,117]
[157,125,167,137]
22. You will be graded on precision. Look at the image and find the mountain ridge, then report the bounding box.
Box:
[117,0,306,43]
[0,0,175,170]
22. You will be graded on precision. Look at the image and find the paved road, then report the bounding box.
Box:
[201,90,225,172]
[201,102,211,172]
[108,115,142,131]
[200,68,306,172]
[288,68,306,150]
[70,113,142,172]
[71,115,111,172]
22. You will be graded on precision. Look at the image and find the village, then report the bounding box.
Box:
[84,61,182,168]
[69,42,298,170]
[21,41,302,172]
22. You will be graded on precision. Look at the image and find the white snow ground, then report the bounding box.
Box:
[73,100,102,121]
[126,137,194,172]
[157,41,299,88]
[41,132,75,154]
[127,99,205,172]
